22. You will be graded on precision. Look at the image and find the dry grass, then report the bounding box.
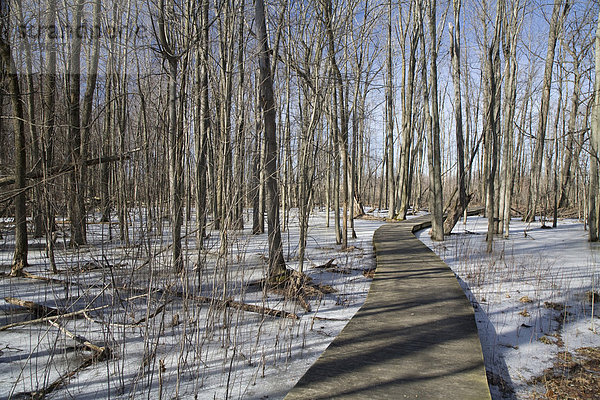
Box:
[530,347,600,399]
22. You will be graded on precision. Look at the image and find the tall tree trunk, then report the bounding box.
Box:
[168,59,183,271]
[0,3,28,276]
[67,0,87,246]
[444,0,470,235]
[559,52,582,208]
[15,0,43,237]
[398,8,417,221]
[484,0,503,253]
[386,1,395,219]
[321,0,349,248]
[233,1,246,230]
[255,0,286,277]
[80,0,101,223]
[526,0,569,222]
[157,0,184,272]
[500,4,522,237]
[195,0,210,251]
[331,87,342,245]
[41,0,57,272]
[589,8,600,242]
[420,0,443,241]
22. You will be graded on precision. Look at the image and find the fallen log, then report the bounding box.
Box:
[27,356,96,400]
[0,303,110,332]
[122,286,300,320]
[0,292,152,332]
[315,259,337,269]
[24,322,111,400]
[48,320,109,357]
[189,293,299,320]
[4,296,60,318]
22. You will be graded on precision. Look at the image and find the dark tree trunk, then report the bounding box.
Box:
[0,3,28,275]
[255,0,286,277]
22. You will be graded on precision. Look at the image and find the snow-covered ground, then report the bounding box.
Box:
[416,216,600,399]
[0,210,385,400]
[6,210,588,400]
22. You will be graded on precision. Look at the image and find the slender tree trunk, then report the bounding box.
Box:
[331,88,342,244]
[420,0,443,241]
[0,4,28,275]
[499,2,522,237]
[156,0,184,272]
[398,12,417,221]
[386,1,395,219]
[15,0,43,237]
[444,0,470,235]
[67,0,87,246]
[255,0,286,277]
[233,1,246,230]
[41,0,57,272]
[484,0,503,253]
[526,0,569,222]
[195,0,210,251]
[321,0,349,248]
[559,56,581,208]
[252,73,264,235]
[589,9,600,242]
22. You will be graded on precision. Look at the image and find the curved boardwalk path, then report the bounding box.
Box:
[285,215,491,399]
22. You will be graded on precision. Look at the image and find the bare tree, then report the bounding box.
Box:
[41,0,58,272]
[397,3,418,221]
[255,0,286,277]
[0,0,27,275]
[154,0,189,272]
[525,0,570,222]
[385,0,395,219]
[67,0,87,246]
[195,0,210,251]
[443,0,470,235]
[559,15,593,209]
[15,0,42,237]
[417,0,444,241]
[482,0,503,253]
[589,6,600,241]
[499,0,524,238]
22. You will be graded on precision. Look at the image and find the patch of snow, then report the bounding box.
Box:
[416,216,600,399]
[0,210,385,399]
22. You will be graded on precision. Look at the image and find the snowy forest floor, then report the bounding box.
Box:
[0,210,385,400]
[2,210,598,400]
[417,216,600,400]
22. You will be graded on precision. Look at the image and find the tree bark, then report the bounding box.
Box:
[156,0,184,272]
[397,6,418,221]
[0,2,28,276]
[484,0,503,253]
[67,0,87,246]
[255,0,286,277]
[386,1,395,219]
[443,0,469,235]
[420,0,443,241]
[525,0,570,222]
[42,0,57,272]
[195,0,210,251]
[589,8,600,242]
[500,0,523,238]
[15,0,43,237]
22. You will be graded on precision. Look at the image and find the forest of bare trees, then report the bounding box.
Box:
[0,0,599,296]
[2,0,600,398]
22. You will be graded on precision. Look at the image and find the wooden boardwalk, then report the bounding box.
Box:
[285,215,491,399]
